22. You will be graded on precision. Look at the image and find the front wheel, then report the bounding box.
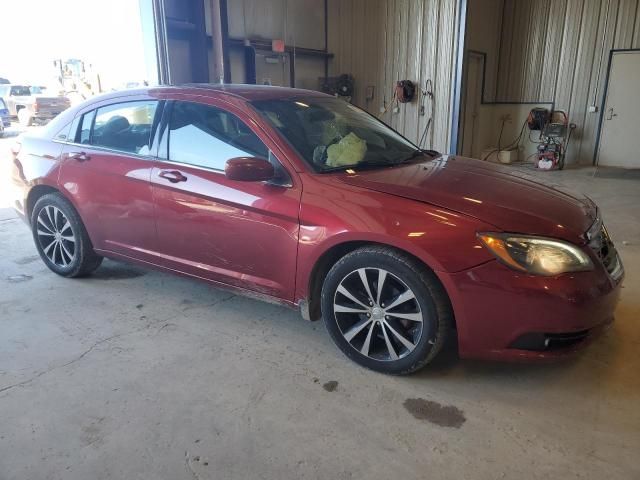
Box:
[321,246,452,375]
[31,193,103,277]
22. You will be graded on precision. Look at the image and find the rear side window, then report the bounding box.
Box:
[10,86,30,96]
[91,101,158,154]
[168,101,268,171]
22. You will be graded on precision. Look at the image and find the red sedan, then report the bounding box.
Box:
[9,85,624,374]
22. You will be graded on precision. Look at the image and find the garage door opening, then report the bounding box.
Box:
[0,0,158,103]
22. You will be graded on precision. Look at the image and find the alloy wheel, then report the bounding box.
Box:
[36,205,76,268]
[333,268,424,361]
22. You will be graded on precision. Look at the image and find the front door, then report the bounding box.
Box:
[150,99,301,301]
[59,99,160,259]
[597,51,640,168]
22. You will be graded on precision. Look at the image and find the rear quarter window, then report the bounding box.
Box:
[53,115,81,142]
[40,105,81,140]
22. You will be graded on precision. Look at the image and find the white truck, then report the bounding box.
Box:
[0,84,70,126]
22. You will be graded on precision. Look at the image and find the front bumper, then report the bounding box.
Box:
[441,256,623,362]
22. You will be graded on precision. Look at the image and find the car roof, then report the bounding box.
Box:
[182,83,331,101]
[94,84,332,103]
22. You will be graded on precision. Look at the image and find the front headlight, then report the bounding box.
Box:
[478,233,594,276]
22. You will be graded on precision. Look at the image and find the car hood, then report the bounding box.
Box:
[336,155,597,243]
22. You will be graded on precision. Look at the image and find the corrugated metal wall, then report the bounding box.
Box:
[328,0,461,152]
[224,0,327,88]
[496,0,640,164]
[227,0,326,49]
[465,0,503,102]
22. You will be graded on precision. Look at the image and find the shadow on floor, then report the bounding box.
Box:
[593,168,640,180]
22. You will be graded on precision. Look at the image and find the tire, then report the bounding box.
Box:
[18,108,32,127]
[31,193,103,277]
[321,246,453,375]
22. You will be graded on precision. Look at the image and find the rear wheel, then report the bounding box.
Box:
[31,193,103,277]
[321,246,452,375]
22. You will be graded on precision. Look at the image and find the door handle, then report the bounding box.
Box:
[69,151,90,162]
[158,170,187,183]
[606,108,618,121]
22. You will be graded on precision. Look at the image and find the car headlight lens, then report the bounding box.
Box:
[478,233,594,276]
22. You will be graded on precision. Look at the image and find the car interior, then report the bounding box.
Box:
[91,115,153,154]
[254,99,414,170]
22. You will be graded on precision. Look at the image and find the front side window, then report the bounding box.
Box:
[168,101,269,171]
[91,101,158,154]
[252,97,420,172]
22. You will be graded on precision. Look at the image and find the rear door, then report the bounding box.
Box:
[150,98,301,300]
[59,98,162,260]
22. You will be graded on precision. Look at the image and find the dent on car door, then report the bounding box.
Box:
[59,100,161,258]
[150,100,301,300]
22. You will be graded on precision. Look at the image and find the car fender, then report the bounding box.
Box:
[295,180,497,305]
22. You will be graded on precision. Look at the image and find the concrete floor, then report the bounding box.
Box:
[1,129,639,479]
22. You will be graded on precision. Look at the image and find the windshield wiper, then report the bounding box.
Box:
[395,149,424,164]
[395,149,440,165]
[320,160,392,173]
[319,150,441,174]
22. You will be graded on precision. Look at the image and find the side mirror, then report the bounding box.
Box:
[224,156,275,182]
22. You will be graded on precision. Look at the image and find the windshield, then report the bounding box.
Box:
[252,97,420,172]
[0,98,6,109]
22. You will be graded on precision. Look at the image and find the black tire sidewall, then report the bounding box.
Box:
[321,250,441,374]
